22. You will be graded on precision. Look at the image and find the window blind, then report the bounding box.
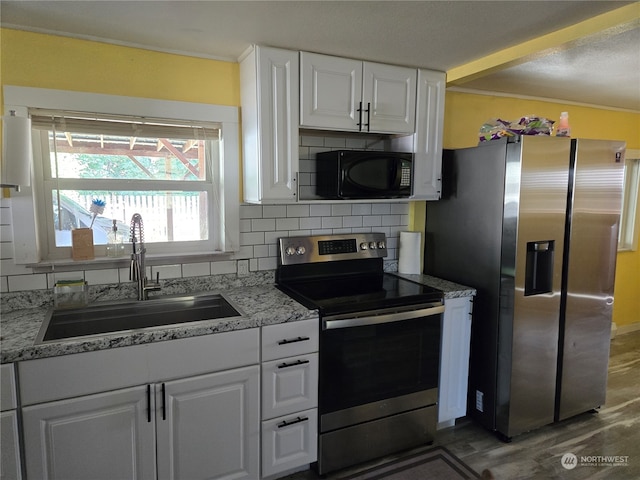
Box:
[29,108,220,140]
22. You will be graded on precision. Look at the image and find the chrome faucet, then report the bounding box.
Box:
[129,213,161,300]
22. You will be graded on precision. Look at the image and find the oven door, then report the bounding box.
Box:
[319,302,443,432]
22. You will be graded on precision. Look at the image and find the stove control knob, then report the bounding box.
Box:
[296,246,306,255]
[360,242,368,250]
[369,242,377,250]
[285,246,296,256]
[377,241,386,249]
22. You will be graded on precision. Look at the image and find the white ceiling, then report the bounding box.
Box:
[1,1,639,111]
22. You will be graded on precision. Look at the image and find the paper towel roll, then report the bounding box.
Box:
[398,231,422,274]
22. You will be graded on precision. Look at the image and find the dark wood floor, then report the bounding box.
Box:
[281,329,640,480]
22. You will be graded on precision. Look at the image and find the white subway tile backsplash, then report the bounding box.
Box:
[264,231,288,245]
[8,273,47,292]
[0,225,13,242]
[343,216,363,228]
[211,261,237,275]
[300,135,325,147]
[322,216,343,229]
[0,276,7,293]
[152,264,182,280]
[232,245,254,260]
[240,205,263,219]
[258,256,277,271]
[239,219,252,233]
[276,218,299,231]
[251,218,276,232]
[286,204,310,217]
[325,137,347,148]
[262,205,287,218]
[382,215,401,226]
[253,245,269,258]
[240,232,265,246]
[331,204,352,216]
[85,269,119,285]
[391,203,410,215]
[372,204,391,215]
[299,217,322,230]
[363,216,382,227]
[182,262,211,278]
[309,204,331,217]
[351,203,372,215]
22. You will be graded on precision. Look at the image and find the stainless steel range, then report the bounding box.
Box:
[276,233,444,475]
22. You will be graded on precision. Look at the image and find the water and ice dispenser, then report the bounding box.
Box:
[524,240,555,296]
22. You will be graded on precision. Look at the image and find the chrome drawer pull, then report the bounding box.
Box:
[278,336,310,345]
[277,416,308,429]
[277,359,310,369]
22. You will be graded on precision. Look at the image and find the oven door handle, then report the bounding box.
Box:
[322,303,445,330]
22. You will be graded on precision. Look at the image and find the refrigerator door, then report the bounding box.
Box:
[557,139,625,421]
[497,136,571,437]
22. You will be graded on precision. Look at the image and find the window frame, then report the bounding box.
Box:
[619,149,640,252]
[4,86,240,265]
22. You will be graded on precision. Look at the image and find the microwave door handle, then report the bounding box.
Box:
[392,159,402,190]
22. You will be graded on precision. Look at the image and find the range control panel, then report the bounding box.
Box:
[279,233,387,265]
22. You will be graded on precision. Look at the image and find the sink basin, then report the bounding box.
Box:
[36,293,243,344]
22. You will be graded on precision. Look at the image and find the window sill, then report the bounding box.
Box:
[28,251,235,274]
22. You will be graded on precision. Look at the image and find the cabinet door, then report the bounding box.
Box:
[22,385,156,480]
[262,353,319,420]
[439,296,473,425]
[363,62,416,134]
[1,411,22,480]
[411,68,446,200]
[156,365,260,480]
[261,408,318,477]
[300,52,363,131]
[241,46,299,203]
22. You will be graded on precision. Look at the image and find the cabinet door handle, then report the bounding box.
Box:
[277,359,310,369]
[365,102,371,131]
[357,101,363,131]
[147,385,152,423]
[161,383,166,421]
[277,336,310,346]
[277,416,308,429]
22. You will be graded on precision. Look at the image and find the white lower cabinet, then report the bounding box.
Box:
[22,366,260,480]
[19,329,261,480]
[261,320,319,477]
[23,385,156,480]
[1,410,22,480]
[261,408,318,477]
[1,363,21,480]
[438,296,474,428]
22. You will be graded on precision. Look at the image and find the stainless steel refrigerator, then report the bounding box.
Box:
[425,135,625,439]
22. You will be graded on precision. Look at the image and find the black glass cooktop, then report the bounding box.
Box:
[278,273,443,316]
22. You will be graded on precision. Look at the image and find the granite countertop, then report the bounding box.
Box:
[390,272,476,299]
[1,273,475,365]
[0,285,317,364]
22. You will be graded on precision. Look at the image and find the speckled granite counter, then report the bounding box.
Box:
[1,270,474,365]
[390,273,476,299]
[0,284,317,364]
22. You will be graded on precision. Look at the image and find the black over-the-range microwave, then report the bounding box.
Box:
[316,150,413,199]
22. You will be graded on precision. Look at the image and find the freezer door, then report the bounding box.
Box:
[497,136,571,438]
[557,139,625,421]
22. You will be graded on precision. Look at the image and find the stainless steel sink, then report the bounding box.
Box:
[35,293,244,344]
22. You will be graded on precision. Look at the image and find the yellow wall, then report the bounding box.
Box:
[417,90,639,327]
[0,28,240,106]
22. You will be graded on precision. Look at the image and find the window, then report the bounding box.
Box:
[5,86,239,264]
[619,151,640,251]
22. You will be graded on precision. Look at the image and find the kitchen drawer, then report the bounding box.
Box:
[262,319,318,361]
[262,353,318,420]
[261,408,318,477]
[0,364,17,411]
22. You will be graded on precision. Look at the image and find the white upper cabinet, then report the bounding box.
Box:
[410,69,446,200]
[300,52,416,134]
[241,46,300,203]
